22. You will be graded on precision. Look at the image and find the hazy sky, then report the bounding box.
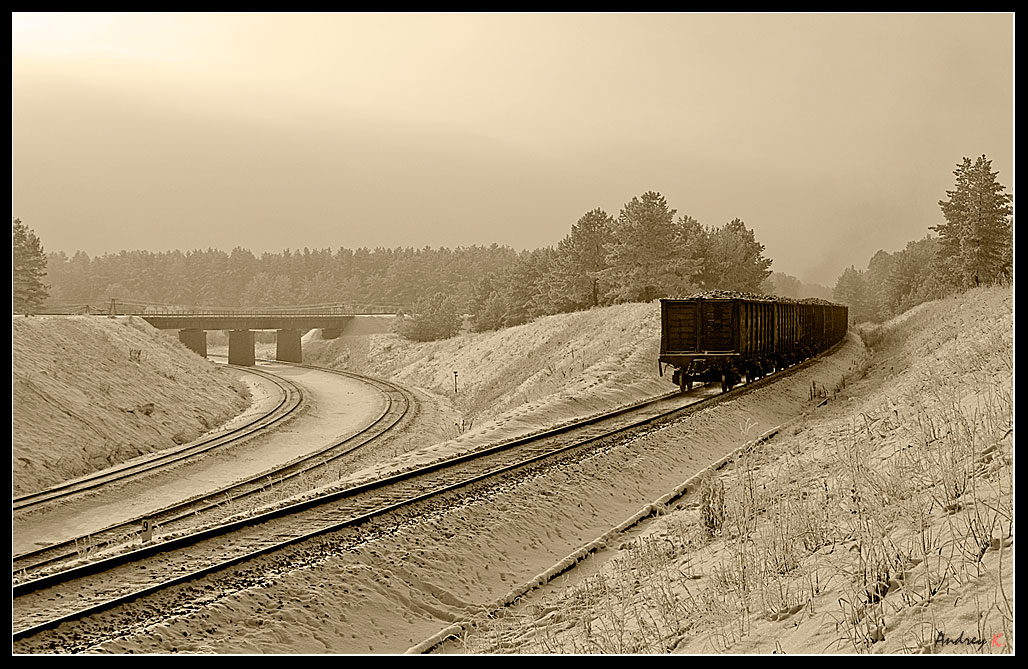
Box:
[12,12,1014,286]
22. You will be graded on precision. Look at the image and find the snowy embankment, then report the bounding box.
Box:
[12,315,251,496]
[304,303,670,449]
[453,285,1014,655]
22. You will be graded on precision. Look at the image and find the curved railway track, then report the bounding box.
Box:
[12,338,846,645]
[12,361,414,582]
[12,364,304,513]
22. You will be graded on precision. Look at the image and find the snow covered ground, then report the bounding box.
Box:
[12,288,1012,654]
[12,316,251,496]
[303,302,671,453]
[12,361,388,556]
[445,285,1015,655]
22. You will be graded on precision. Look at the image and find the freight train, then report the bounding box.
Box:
[659,291,848,393]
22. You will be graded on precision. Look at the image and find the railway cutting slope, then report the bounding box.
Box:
[12,315,251,496]
[304,302,670,445]
[11,361,399,560]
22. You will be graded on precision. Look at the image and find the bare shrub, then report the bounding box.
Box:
[698,477,725,537]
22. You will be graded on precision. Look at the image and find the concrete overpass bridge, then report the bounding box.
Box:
[146,314,399,365]
[41,301,403,365]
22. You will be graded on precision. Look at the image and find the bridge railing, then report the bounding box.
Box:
[37,299,408,316]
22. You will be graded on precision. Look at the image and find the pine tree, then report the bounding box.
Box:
[604,191,702,302]
[833,266,870,324]
[399,292,462,341]
[675,214,707,292]
[700,218,774,292]
[885,236,946,315]
[932,155,1012,287]
[12,218,49,313]
[864,249,896,322]
[498,248,557,326]
[547,208,613,311]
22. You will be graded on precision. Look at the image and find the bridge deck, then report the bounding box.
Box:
[141,314,378,331]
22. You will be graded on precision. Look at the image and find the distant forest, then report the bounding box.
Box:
[832,155,1012,324]
[36,152,1008,342]
[44,190,824,341]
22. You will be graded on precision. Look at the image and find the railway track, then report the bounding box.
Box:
[12,361,413,582]
[13,340,844,646]
[12,364,304,513]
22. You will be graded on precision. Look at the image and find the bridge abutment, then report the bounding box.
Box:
[321,328,342,339]
[178,329,207,357]
[276,329,302,363]
[228,329,256,366]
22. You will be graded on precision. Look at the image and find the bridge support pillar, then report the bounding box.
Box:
[178,329,207,357]
[276,329,302,363]
[228,329,255,366]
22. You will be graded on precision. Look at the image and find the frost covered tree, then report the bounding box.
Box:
[833,265,871,324]
[399,292,462,341]
[12,218,49,313]
[604,191,702,302]
[864,249,897,322]
[932,155,1012,287]
[884,236,947,314]
[700,218,773,293]
[546,208,614,311]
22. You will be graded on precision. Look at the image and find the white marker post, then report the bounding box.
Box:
[141,518,154,544]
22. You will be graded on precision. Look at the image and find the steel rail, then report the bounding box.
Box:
[12,362,412,579]
[12,364,303,512]
[12,386,701,641]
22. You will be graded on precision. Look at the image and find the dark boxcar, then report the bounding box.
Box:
[798,302,814,356]
[661,299,700,354]
[829,304,849,344]
[660,296,848,394]
[660,298,740,392]
[737,299,776,382]
[812,304,826,351]
[774,301,797,363]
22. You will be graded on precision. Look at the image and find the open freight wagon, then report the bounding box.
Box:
[659,295,848,393]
